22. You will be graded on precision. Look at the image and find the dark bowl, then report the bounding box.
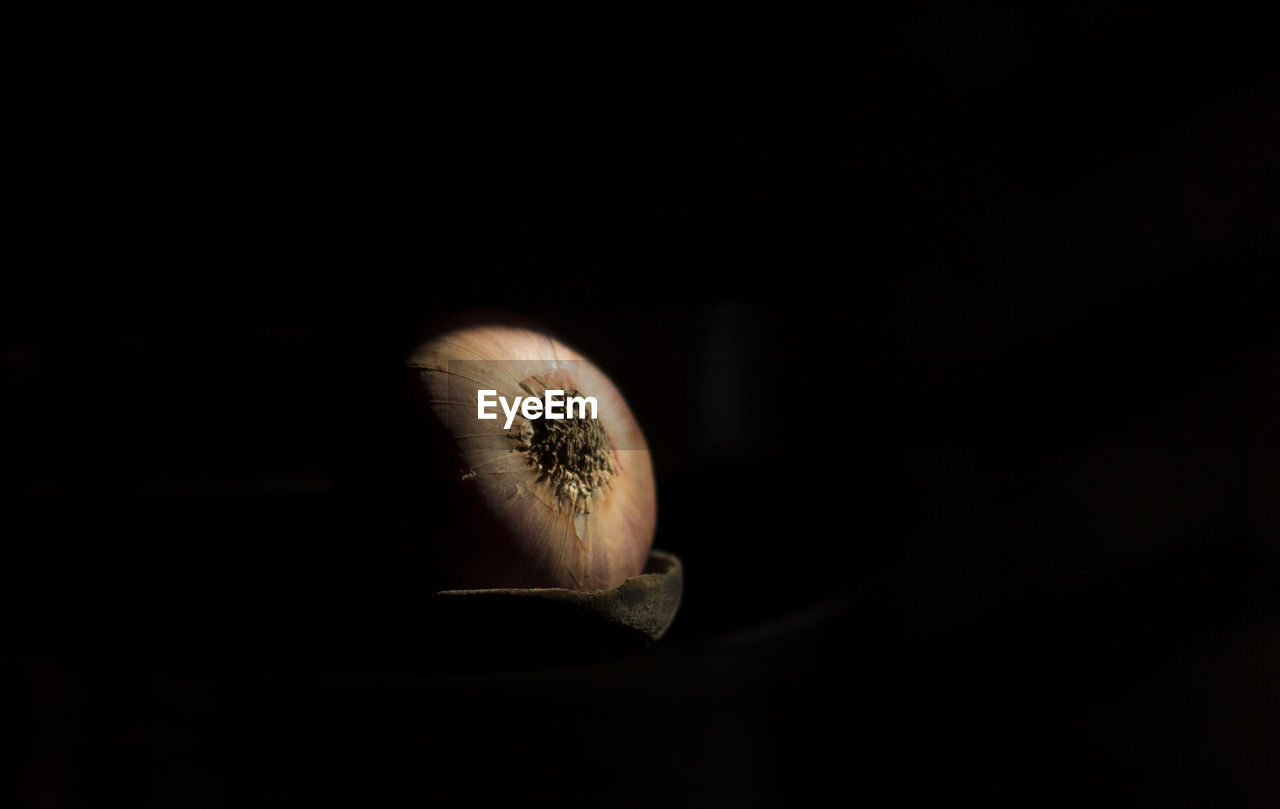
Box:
[429,549,683,671]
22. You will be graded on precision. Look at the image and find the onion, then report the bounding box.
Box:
[404,314,656,592]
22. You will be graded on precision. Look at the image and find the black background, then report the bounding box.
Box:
[5,8,1279,807]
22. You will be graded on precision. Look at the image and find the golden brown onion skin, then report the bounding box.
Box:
[405,317,656,592]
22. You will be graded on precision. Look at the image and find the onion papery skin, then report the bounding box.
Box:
[405,318,656,592]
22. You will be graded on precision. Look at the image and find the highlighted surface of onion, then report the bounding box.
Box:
[406,321,656,592]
